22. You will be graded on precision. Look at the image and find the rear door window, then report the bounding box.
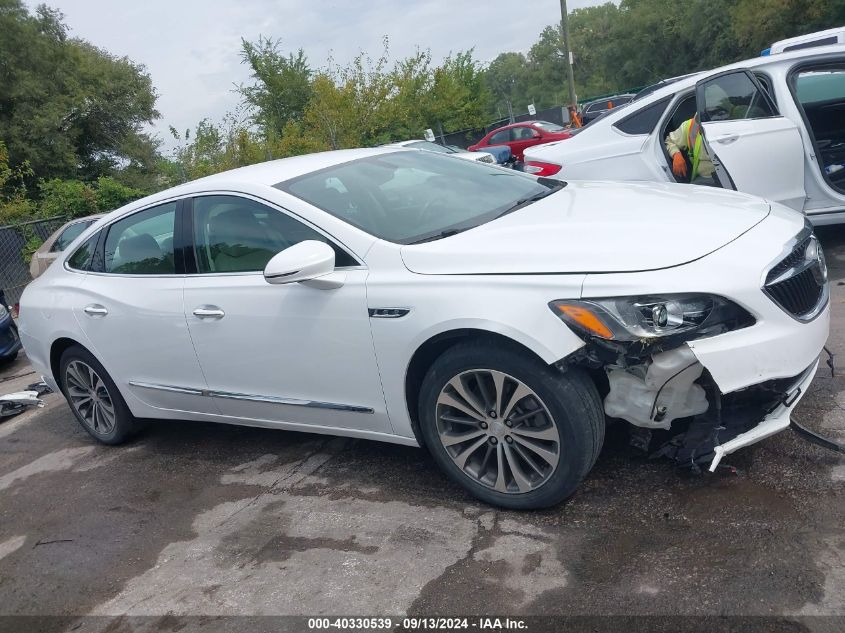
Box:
[66,232,101,271]
[104,203,177,274]
[697,71,778,122]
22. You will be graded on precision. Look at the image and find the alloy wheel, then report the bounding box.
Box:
[435,369,560,494]
[65,360,116,435]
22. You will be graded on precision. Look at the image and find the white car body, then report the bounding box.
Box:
[769,27,845,55]
[524,44,845,225]
[383,139,496,163]
[18,148,829,506]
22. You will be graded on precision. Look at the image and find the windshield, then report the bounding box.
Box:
[280,151,562,244]
[405,141,457,154]
[533,121,565,132]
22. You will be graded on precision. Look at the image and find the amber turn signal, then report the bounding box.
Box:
[552,303,614,339]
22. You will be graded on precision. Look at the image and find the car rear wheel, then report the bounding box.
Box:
[419,342,604,509]
[59,345,135,445]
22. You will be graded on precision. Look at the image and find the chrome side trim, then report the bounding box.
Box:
[128,381,204,396]
[128,381,373,414]
[209,390,373,413]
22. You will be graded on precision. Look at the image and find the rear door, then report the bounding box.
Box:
[73,200,216,415]
[509,126,542,160]
[695,69,806,210]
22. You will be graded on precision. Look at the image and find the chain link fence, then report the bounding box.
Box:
[0,216,67,307]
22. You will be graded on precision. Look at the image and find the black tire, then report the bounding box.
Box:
[59,345,136,445]
[418,341,604,510]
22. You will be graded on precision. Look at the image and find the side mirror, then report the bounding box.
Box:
[263,240,335,285]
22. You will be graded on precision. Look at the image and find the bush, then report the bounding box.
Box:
[38,179,98,219]
[94,177,145,212]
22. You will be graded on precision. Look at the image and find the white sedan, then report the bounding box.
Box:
[382,139,497,163]
[524,44,845,224]
[19,149,829,508]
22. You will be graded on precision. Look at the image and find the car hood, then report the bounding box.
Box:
[400,181,770,275]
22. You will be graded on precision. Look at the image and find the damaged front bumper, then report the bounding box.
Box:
[593,300,830,470]
[707,359,817,471]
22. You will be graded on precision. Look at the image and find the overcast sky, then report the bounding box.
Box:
[29,0,609,152]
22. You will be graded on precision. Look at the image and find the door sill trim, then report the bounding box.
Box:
[128,381,373,414]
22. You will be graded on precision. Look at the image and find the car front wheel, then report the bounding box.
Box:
[419,342,604,509]
[59,345,136,445]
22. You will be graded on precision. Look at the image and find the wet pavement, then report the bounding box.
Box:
[1,229,844,633]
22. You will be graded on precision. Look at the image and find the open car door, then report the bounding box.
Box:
[695,69,806,211]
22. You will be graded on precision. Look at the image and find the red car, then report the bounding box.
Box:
[468,120,573,161]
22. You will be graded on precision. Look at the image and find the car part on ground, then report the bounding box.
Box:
[18,147,831,509]
[0,390,44,417]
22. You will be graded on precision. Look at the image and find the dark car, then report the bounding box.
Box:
[579,94,636,125]
[0,290,21,364]
[468,121,573,161]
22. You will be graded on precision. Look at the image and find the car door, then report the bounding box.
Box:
[73,200,217,415]
[695,69,806,210]
[182,193,391,433]
[509,126,542,160]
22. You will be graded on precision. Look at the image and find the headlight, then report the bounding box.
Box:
[550,294,754,342]
[0,304,7,320]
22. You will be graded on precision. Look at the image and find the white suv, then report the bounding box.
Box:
[524,45,845,224]
[19,149,829,508]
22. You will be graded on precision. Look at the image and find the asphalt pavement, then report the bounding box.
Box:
[0,228,844,633]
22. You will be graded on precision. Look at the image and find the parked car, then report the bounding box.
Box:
[382,140,496,164]
[523,44,845,224]
[468,121,573,161]
[579,94,636,125]
[20,148,828,508]
[0,297,21,365]
[30,214,103,278]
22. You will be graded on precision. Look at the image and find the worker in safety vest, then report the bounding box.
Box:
[665,114,716,186]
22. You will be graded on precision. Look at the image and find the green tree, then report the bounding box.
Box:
[0,0,159,184]
[239,37,313,139]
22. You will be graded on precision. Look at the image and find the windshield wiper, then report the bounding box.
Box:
[408,228,464,245]
[496,181,566,218]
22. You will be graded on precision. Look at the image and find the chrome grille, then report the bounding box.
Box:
[764,231,827,320]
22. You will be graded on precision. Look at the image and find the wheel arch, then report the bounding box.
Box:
[403,328,557,446]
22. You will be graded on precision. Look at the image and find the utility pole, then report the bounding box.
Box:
[559,0,579,126]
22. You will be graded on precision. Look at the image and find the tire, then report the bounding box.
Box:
[418,341,604,510]
[59,345,136,445]
[0,350,18,366]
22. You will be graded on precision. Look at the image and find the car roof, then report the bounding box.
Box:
[635,43,845,103]
[582,43,845,130]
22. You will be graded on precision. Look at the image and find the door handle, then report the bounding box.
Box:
[193,306,225,319]
[714,134,739,145]
[83,304,108,317]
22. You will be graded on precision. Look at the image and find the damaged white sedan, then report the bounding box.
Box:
[18,148,829,509]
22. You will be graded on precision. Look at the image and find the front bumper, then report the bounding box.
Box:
[707,359,818,471]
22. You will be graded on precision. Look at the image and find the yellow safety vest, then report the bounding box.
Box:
[681,116,703,181]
